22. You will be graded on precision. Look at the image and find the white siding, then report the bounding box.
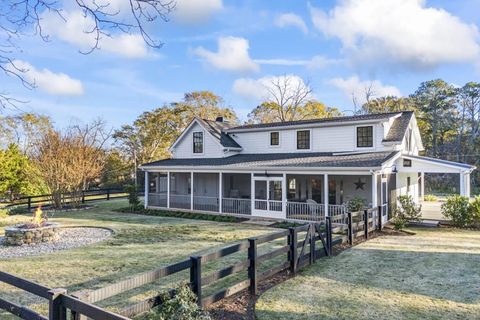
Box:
[172,122,225,158]
[231,122,393,154]
[396,172,419,203]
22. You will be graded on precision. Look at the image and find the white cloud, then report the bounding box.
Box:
[41,9,148,58]
[194,36,259,73]
[11,60,84,96]
[233,75,311,101]
[329,75,401,105]
[310,0,480,69]
[254,55,338,69]
[275,13,308,34]
[173,0,223,24]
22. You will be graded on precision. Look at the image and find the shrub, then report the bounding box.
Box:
[0,208,9,219]
[468,196,480,227]
[441,195,470,227]
[145,285,211,320]
[346,197,367,212]
[7,206,29,215]
[396,195,422,222]
[424,194,438,202]
[124,184,140,211]
[392,215,407,230]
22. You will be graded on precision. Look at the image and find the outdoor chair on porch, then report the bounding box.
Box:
[306,199,322,220]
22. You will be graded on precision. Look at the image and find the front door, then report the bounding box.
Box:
[253,176,284,218]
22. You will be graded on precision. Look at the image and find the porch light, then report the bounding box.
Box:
[392,165,398,173]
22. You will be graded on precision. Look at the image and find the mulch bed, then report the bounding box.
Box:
[208,226,412,320]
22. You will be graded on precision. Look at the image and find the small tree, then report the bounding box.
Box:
[125,184,140,211]
[392,195,422,230]
[441,195,470,227]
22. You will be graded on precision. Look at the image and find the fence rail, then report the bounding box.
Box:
[0,205,387,320]
[3,188,135,211]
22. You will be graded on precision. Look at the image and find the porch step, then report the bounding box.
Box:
[408,220,440,228]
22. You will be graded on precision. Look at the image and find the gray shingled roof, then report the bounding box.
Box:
[197,118,242,149]
[383,111,414,142]
[228,112,404,131]
[142,151,399,169]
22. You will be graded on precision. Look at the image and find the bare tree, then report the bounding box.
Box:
[0,0,175,108]
[35,120,111,208]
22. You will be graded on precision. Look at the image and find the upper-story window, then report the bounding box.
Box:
[193,132,203,153]
[270,132,279,146]
[357,126,373,148]
[297,130,310,150]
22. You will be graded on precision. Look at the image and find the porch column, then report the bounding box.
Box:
[144,171,149,209]
[251,173,255,215]
[323,173,328,216]
[420,172,425,201]
[460,173,471,198]
[282,173,287,218]
[460,173,465,196]
[219,172,223,213]
[371,173,378,207]
[167,171,170,208]
[466,173,471,198]
[190,172,194,210]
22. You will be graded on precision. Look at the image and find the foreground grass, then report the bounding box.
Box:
[0,200,277,317]
[256,227,480,320]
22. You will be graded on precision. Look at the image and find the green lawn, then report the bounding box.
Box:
[0,200,278,317]
[256,227,480,320]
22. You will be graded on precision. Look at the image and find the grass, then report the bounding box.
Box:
[0,199,280,318]
[256,227,480,320]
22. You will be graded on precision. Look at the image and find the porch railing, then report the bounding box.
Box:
[329,205,347,223]
[193,196,219,212]
[254,199,267,211]
[268,200,282,212]
[222,198,251,215]
[286,201,325,221]
[147,193,167,207]
[169,194,191,209]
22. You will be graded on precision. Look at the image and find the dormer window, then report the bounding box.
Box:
[193,132,203,153]
[270,132,279,146]
[297,130,310,150]
[357,126,373,148]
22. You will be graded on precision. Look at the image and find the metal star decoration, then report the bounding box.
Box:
[354,178,366,190]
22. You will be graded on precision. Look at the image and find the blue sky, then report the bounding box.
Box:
[3,0,480,128]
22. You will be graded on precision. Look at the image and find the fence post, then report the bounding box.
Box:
[81,191,85,204]
[107,189,110,201]
[364,209,369,240]
[347,212,353,245]
[190,256,202,307]
[288,227,298,274]
[48,288,67,320]
[248,238,258,295]
[27,196,32,211]
[325,217,332,256]
[310,224,316,264]
[378,206,383,231]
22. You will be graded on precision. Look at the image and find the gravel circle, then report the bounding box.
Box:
[0,227,113,259]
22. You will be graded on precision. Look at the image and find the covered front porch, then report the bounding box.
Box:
[145,170,378,222]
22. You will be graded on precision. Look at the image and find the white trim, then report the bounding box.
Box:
[144,171,149,209]
[167,171,170,208]
[402,155,475,172]
[295,128,312,151]
[371,173,378,208]
[219,172,223,213]
[190,172,194,210]
[141,168,378,175]
[169,118,225,152]
[268,131,281,148]
[323,173,328,216]
[354,124,375,150]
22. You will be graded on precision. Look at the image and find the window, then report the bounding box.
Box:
[297,130,310,149]
[357,126,373,148]
[270,132,279,146]
[403,159,412,167]
[193,132,203,153]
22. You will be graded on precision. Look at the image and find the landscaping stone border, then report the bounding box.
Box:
[4,223,61,246]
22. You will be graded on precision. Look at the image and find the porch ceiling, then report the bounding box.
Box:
[141,151,399,171]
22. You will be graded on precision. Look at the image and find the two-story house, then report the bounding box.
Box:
[140,111,475,223]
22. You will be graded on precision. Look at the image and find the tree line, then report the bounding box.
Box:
[1,78,479,206]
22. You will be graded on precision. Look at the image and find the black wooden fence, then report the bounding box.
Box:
[0,206,385,320]
[3,188,137,211]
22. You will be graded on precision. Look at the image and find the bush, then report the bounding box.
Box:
[396,195,422,222]
[424,194,438,202]
[441,195,470,227]
[346,197,366,212]
[145,285,211,320]
[7,206,29,215]
[124,184,140,211]
[392,215,407,230]
[468,196,480,227]
[0,208,9,219]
